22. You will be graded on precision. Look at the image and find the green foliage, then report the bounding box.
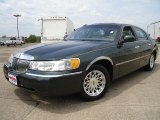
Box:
[27,34,41,43]
[36,36,41,42]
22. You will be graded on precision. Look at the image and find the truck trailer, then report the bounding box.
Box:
[148,21,160,39]
[41,17,74,43]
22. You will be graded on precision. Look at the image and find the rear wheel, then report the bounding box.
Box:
[81,65,110,101]
[144,54,155,71]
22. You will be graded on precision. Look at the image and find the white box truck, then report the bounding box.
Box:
[41,17,74,43]
[148,21,160,39]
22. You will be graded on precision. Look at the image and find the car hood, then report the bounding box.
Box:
[15,40,113,60]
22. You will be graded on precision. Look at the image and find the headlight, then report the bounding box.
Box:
[29,58,80,71]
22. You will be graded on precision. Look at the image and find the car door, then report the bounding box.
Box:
[132,26,153,68]
[116,26,139,78]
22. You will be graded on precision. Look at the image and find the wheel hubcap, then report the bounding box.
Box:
[150,55,155,68]
[83,70,106,97]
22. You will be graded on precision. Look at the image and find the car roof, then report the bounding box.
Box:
[87,23,133,27]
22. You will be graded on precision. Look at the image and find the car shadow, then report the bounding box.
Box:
[14,63,160,114]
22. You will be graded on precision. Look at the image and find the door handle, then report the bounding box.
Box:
[148,44,151,46]
[135,46,140,49]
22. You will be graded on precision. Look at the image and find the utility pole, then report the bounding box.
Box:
[13,14,21,38]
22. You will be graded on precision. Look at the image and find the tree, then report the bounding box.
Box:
[27,34,37,43]
[2,35,6,38]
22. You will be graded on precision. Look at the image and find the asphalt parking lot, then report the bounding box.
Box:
[0,43,160,120]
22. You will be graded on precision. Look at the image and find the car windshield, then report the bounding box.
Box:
[66,25,120,41]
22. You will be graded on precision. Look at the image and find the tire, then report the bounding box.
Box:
[7,44,9,47]
[14,43,16,46]
[144,53,155,71]
[81,65,110,101]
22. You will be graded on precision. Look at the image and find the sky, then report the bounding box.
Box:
[0,0,160,37]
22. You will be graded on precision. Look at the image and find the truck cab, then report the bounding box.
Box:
[6,37,23,46]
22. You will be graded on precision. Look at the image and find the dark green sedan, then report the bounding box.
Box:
[3,23,158,100]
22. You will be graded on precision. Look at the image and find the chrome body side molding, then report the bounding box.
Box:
[115,54,150,66]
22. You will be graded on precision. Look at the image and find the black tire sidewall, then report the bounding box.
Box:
[81,65,110,101]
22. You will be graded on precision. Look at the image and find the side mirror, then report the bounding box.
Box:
[123,35,135,43]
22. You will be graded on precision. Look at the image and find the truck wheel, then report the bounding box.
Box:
[14,43,16,46]
[81,65,110,101]
[7,44,9,47]
[144,53,155,71]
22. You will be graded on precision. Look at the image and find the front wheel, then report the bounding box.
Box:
[81,65,110,101]
[144,54,155,71]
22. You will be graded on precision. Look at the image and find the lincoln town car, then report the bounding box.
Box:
[3,23,158,100]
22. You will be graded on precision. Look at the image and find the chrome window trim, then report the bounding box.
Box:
[86,56,113,70]
[25,71,83,78]
[115,54,150,66]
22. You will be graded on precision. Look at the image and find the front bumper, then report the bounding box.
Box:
[3,63,85,96]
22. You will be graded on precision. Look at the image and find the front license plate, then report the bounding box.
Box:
[8,73,17,86]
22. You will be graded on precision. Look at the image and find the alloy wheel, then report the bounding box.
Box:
[150,54,155,69]
[83,70,106,97]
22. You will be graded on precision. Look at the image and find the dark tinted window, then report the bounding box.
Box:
[133,27,147,40]
[122,26,135,38]
[10,37,16,40]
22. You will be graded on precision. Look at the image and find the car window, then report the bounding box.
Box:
[133,27,147,40]
[122,26,135,39]
[10,37,16,40]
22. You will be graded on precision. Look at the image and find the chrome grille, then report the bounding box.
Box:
[11,57,29,72]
